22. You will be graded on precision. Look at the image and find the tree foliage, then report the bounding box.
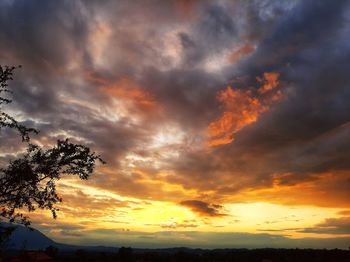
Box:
[0,65,105,225]
[0,66,38,141]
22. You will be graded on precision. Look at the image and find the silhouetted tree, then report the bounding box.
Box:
[0,65,105,225]
[0,66,37,141]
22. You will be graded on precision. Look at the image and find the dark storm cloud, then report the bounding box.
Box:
[0,0,90,70]
[179,3,238,67]
[237,0,349,71]
[0,1,90,122]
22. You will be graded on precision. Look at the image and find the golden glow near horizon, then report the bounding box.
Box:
[28,179,347,244]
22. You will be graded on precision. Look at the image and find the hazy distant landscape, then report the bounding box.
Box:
[1,223,350,261]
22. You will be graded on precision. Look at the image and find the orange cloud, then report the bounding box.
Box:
[208,72,282,146]
[228,43,256,63]
[85,72,157,110]
[257,72,280,94]
[208,89,263,146]
[229,171,350,208]
[102,78,157,110]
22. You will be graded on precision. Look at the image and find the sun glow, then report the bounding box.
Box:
[37,179,346,238]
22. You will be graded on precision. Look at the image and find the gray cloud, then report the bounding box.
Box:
[299,216,350,235]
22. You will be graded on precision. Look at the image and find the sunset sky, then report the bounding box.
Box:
[0,0,350,249]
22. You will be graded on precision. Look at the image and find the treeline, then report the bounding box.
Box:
[5,247,349,262]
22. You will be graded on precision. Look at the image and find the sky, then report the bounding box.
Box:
[0,0,350,249]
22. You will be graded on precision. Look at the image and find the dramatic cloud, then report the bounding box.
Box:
[208,71,282,146]
[0,0,350,248]
[300,216,350,235]
[180,200,227,217]
[228,43,256,64]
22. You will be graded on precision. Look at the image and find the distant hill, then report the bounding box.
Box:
[1,222,54,250]
[0,222,118,252]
